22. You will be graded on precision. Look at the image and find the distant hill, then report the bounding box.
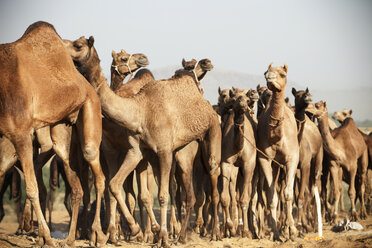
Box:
[150,66,372,121]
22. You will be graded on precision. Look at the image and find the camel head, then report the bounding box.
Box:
[313,100,328,119]
[182,58,213,82]
[264,63,288,92]
[292,87,312,111]
[247,89,259,106]
[63,36,95,66]
[230,88,250,116]
[332,109,352,124]
[257,85,272,111]
[111,49,149,78]
[218,87,232,110]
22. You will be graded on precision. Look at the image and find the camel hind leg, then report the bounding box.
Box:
[357,150,368,219]
[76,98,107,246]
[11,133,54,247]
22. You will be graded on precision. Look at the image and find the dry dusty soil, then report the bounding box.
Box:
[0,201,371,248]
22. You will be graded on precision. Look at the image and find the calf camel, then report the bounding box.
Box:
[0,21,107,247]
[256,63,299,240]
[313,101,368,221]
[64,36,222,247]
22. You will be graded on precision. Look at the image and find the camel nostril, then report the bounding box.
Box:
[136,55,149,66]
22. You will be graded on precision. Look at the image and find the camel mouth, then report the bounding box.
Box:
[250,94,259,102]
[267,81,282,91]
[135,56,149,67]
[202,64,214,71]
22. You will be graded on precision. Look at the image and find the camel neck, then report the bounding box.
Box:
[233,110,246,151]
[268,90,285,127]
[110,67,126,91]
[317,113,340,159]
[97,83,142,133]
[294,105,306,141]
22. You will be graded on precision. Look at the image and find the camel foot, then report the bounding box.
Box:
[359,207,367,220]
[106,224,118,244]
[157,229,170,248]
[151,223,161,234]
[242,229,253,239]
[90,226,108,247]
[194,219,204,234]
[144,229,154,243]
[350,210,358,221]
[61,235,75,247]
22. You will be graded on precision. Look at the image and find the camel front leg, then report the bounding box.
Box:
[284,158,298,240]
[329,164,340,223]
[48,157,58,231]
[358,151,368,219]
[220,162,233,237]
[348,165,357,221]
[258,155,280,241]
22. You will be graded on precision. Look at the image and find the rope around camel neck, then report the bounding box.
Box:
[111,54,133,81]
[237,125,284,169]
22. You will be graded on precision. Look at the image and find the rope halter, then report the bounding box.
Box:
[192,60,201,87]
[111,53,134,81]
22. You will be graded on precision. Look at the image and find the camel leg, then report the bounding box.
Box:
[79,160,92,240]
[176,155,196,244]
[169,161,179,239]
[51,124,83,246]
[0,170,12,223]
[12,134,54,246]
[258,155,280,241]
[283,158,298,240]
[193,153,206,234]
[75,99,107,246]
[220,162,233,237]
[338,168,345,213]
[124,171,136,219]
[109,143,143,240]
[229,167,239,237]
[329,164,340,223]
[298,162,312,233]
[348,164,358,221]
[48,157,58,231]
[11,168,22,228]
[358,151,368,219]
[240,159,255,238]
[138,161,157,243]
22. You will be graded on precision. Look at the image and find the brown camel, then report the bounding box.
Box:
[292,88,323,234]
[0,21,107,247]
[220,88,257,238]
[110,49,149,91]
[256,63,299,240]
[64,36,221,247]
[313,101,368,221]
[332,109,372,214]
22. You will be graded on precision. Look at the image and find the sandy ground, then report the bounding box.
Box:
[0,199,371,248]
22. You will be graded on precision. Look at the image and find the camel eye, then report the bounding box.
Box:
[74,43,82,49]
[121,57,128,62]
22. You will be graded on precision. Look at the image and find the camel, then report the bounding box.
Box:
[110,49,149,91]
[256,63,299,240]
[332,109,372,215]
[291,88,323,234]
[220,88,257,238]
[0,21,108,247]
[312,101,368,221]
[63,36,221,247]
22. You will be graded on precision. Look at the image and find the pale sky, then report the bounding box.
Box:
[1,0,371,91]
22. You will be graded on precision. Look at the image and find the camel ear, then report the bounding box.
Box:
[257,84,260,91]
[229,89,235,98]
[111,50,117,58]
[268,63,273,70]
[291,87,296,96]
[306,87,309,93]
[283,63,288,73]
[218,86,222,95]
[88,36,95,48]
[324,101,327,108]
[349,109,353,115]
[285,97,289,103]
[182,58,186,67]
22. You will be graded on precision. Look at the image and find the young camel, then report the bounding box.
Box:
[292,88,323,234]
[313,101,368,222]
[64,36,222,247]
[220,88,257,238]
[257,64,299,241]
[0,21,107,247]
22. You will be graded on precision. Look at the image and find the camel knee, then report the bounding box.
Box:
[82,145,98,162]
[109,181,121,197]
[221,190,230,207]
[158,193,168,207]
[284,187,294,201]
[140,191,151,207]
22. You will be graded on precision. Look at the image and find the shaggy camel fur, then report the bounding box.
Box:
[64,36,221,247]
[313,101,368,221]
[257,64,299,240]
[110,49,149,91]
[0,21,107,247]
[292,88,323,233]
[220,88,257,238]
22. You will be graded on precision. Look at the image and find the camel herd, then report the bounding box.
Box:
[0,21,371,248]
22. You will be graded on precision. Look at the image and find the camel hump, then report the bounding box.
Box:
[20,21,60,41]
[134,68,154,80]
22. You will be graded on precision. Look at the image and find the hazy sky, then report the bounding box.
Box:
[1,0,371,91]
